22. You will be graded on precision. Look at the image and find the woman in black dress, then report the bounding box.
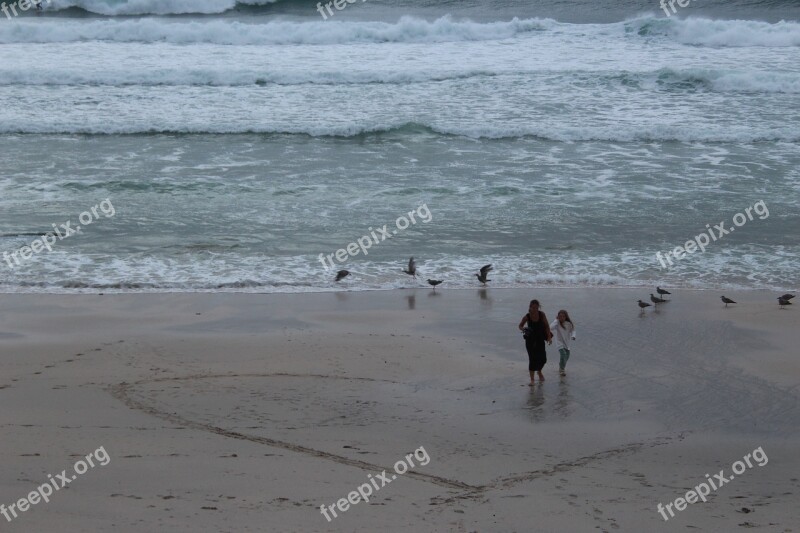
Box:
[518,299,553,384]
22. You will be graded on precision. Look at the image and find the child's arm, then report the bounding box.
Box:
[570,323,576,340]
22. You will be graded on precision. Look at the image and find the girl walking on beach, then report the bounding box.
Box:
[518,300,553,384]
[550,310,576,377]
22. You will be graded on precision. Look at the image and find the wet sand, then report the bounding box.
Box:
[0,289,798,531]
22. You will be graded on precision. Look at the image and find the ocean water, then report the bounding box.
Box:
[0,0,798,293]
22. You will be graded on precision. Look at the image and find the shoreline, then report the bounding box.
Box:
[1,284,796,296]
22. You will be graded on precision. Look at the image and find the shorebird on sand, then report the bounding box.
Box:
[720,296,736,307]
[638,300,651,313]
[656,287,671,299]
[335,270,350,282]
[476,264,493,286]
[403,257,417,278]
[779,293,795,301]
[427,279,443,291]
[650,293,667,305]
[778,297,792,309]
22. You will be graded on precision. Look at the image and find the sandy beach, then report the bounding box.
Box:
[0,288,797,532]
[3,0,798,530]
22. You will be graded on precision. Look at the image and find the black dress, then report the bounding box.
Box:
[524,313,547,371]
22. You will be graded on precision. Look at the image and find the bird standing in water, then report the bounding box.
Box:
[721,296,736,307]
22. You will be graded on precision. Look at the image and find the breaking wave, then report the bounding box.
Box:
[0,16,551,45]
[627,16,800,47]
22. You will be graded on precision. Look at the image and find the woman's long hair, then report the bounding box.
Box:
[558,309,573,326]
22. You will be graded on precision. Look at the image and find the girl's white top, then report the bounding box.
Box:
[550,319,576,350]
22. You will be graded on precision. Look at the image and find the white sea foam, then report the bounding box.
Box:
[672,18,800,47]
[648,68,800,94]
[1,10,797,294]
[0,16,551,45]
[627,16,800,47]
[45,0,277,16]
[0,68,500,86]
[1,249,794,294]
[1,15,796,48]
[0,118,796,141]
[2,67,798,94]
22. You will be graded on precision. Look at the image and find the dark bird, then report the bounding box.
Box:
[476,264,493,286]
[427,279,443,290]
[638,300,651,311]
[778,297,792,309]
[335,270,350,282]
[403,257,417,278]
[650,293,667,305]
[656,287,671,298]
[721,296,736,307]
[780,293,795,301]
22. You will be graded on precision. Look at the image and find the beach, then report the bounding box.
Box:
[1,288,797,531]
[1,0,799,530]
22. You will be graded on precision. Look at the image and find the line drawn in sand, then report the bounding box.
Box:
[109,372,683,499]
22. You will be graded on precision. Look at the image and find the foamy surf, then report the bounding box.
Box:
[42,0,279,16]
[0,1,797,295]
[1,16,797,46]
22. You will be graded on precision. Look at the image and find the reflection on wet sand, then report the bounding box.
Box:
[478,288,492,306]
[554,378,573,418]
[526,380,573,422]
[334,291,349,302]
[526,383,546,422]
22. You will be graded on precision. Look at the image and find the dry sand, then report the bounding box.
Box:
[0,288,798,532]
